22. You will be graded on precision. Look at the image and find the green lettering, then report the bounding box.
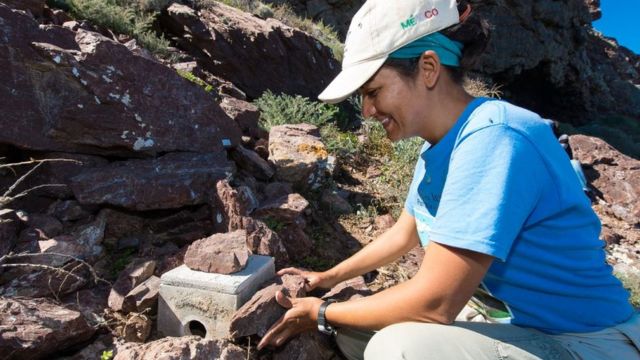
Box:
[400,17,416,29]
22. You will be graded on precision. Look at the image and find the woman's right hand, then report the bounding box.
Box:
[277,267,337,292]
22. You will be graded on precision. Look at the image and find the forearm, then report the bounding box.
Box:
[326,211,419,284]
[325,242,494,330]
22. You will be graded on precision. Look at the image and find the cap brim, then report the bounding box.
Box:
[318,57,387,104]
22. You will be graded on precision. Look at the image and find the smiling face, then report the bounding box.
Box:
[360,65,430,142]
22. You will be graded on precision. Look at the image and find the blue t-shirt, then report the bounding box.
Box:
[404,97,634,334]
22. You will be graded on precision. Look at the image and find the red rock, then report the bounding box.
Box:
[277,224,312,262]
[184,230,250,274]
[108,260,156,312]
[122,314,152,343]
[273,332,336,360]
[38,216,106,265]
[147,205,214,246]
[263,182,293,200]
[0,296,95,360]
[220,96,266,139]
[122,275,161,314]
[161,2,339,99]
[215,180,251,232]
[70,152,235,211]
[229,274,306,339]
[243,217,290,269]
[254,193,310,223]
[0,7,241,156]
[570,134,640,225]
[269,124,329,190]
[61,286,110,327]
[114,336,245,360]
[230,145,275,181]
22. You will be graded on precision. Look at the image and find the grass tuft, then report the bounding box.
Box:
[254,90,339,131]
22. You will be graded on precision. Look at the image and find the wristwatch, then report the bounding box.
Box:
[317,299,337,335]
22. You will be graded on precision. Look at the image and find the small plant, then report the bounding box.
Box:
[262,216,286,232]
[616,272,640,309]
[177,71,215,93]
[110,248,135,277]
[254,90,339,131]
[100,350,114,360]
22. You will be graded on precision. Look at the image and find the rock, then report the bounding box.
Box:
[264,182,293,200]
[320,189,353,215]
[56,334,115,360]
[277,224,313,262]
[147,205,214,246]
[183,230,250,274]
[269,124,328,190]
[0,209,19,256]
[25,153,108,199]
[0,296,95,360]
[570,134,639,225]
[322,276,372,302]
[108,260,156,312]
[161,2,339,99]
[374,214,395,232]
[273,332,336,360]
[244,217,290,268]
[114,336,245,360]
[38,215,106,265]
[220,96,266,139]
[18,212,63,238]
[2,0,45,17]
[229,274,306,339]
[214,180,251,232]
[70,152,235,211]
[122,313,152,343]
[47,199,94,222]
[254,193,310,223]
[61,286,110,327]
[100,208,146,247]
[0,8,241,155]
[230,145,275,181]
[122,275,161,314]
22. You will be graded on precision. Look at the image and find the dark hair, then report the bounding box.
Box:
[384,0,490,84]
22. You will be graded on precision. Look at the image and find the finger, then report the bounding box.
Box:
[277,267,303,276]
[257,315,286,350]
[275,290,293,308]
[273,328,295,347]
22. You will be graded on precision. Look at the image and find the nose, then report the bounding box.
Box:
[361,96,376,119]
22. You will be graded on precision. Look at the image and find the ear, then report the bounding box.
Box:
[418,50,441,89]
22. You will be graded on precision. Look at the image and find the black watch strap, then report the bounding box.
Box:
[317,299,337,335]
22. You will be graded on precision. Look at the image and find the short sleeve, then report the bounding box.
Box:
[429,124,546,261]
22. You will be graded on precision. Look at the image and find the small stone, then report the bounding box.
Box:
[108,260,157,312]
[254,193,310,223]
[122,275,161,314]
[320,189,353,215]
[374,214,395,231]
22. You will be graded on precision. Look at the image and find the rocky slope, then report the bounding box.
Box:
[0,0,638,359]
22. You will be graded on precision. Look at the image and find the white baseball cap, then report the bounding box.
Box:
[318,0,461,104]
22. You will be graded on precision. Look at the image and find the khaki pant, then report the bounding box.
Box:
[336,311,640,360]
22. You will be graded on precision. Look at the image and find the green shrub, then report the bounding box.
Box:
[254,90,339,131]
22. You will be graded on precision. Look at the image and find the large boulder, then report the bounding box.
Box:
[161,2,339,99]
[0,6,241,156]
[114,336,245,360]
[70,152,235,211]
[0,297,95,360]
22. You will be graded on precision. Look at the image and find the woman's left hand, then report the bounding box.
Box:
[257,291,324,350]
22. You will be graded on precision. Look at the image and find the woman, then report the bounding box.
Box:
[257,1,640,359]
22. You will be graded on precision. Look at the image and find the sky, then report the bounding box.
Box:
[592,1,640,54]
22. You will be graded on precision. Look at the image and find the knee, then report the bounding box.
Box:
[364,323,446,360]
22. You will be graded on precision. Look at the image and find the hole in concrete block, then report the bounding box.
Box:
[187,320,207,338]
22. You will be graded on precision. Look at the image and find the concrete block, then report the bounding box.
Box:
[158,255,274,339]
